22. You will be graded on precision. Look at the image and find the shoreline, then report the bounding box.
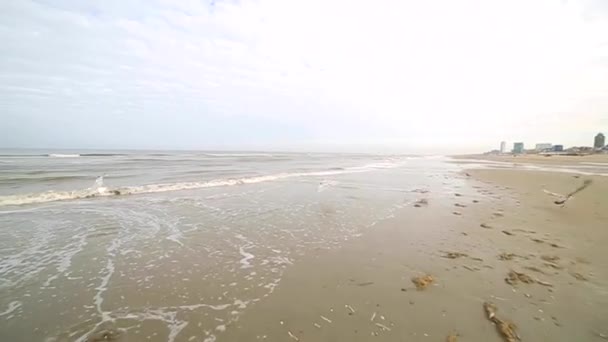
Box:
[452,153,608,165]
[221,161,608,341]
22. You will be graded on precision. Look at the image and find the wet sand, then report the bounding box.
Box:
[220,165,608,341]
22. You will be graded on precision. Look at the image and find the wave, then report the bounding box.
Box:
[580,162,608,167]
[0,175,90,183]
[47,154,81,158]
[203,153,276,157]
[45,153,127,158]
[0,161,402,207]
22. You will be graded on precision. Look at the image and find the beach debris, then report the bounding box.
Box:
[442,252,468,259]
[355,281,374,287]
[454,203,467,208]
[501,230,514,236]
[535,279,553,287]
[544,262,563,270]
[549,243,564,248]
[512,228,535,233]
[540,255,560,262]
[412,188,430,194]
[452,211,462,216]
[375,323,391,331]
[551,316,562,327]
[412,275,434,290]
[472,199,479,203]
[446,333,459,342]
[483,302,520,342]
[571,272,588,281]
[414,199,429,207]
[531,238,545,244]
[370,312,377,321]
[498,253,517,261]
[455,193,463,197]
[320,315,332,323]
[505,270,534,285]
[493,212,504,217]
[490,295,508,301]
[313,323,321,329]
[543,179,592,206]
[87,329,121,342]
[288,331,300,341]
[480,223,492,229]
[593,331,608,340]
[345,304,356,314]
[524,266,547,274]
[463,265,478,271]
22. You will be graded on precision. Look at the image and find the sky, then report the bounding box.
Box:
[1,0,607,154]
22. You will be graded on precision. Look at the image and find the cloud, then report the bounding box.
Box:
[0,0,607,152]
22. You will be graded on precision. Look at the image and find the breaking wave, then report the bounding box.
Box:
[0,161,402,207]
[47,154,81,158]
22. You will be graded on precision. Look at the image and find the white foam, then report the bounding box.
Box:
[94,259,114,322]
[239,246,255,269]
[43,233,88,287]
[203,335,217,342]
[47,154,80,158]
[0,301,21,317]
[317,180,338,192]
[204,153,274,157]
[580,162,608,167]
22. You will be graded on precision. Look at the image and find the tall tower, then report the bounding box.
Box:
[513,142,524,154]
[500,141,506,154]
[594,133,605,149]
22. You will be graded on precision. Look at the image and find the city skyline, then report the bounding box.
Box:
[498,131,606,150]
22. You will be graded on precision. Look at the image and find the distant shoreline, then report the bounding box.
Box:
[451,153,608,165]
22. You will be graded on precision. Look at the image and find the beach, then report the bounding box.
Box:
[1,152,607,341]
[220,158,608,341]
[456,152,608,166]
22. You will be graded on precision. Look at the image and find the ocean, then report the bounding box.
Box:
[0,150,463,341]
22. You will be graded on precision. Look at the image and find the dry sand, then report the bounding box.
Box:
[218,158,608,341]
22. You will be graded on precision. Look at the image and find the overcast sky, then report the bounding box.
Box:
[1,0,607,153]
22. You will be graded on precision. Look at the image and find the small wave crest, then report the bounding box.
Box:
[46,153,127,158]
[47,154,81,158]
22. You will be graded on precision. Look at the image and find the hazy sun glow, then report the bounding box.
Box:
[1,0,607,153]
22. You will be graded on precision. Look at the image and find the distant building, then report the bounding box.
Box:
[500,141,506,154]
[535,143,552,151]
[553,145,564,152]
[513,142,524,154]
[594,133,605,149]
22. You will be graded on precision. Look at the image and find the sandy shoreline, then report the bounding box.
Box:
[454,153,608,166]
[219,160,608,341]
